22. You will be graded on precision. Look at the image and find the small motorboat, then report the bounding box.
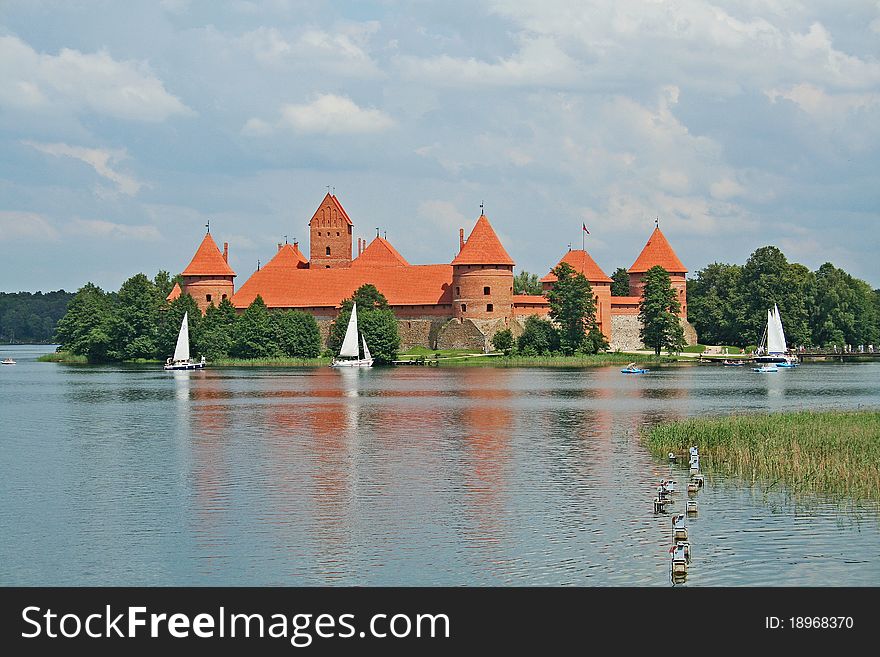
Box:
[722,359,745,366]
[621,362,649,374]
[753,364,778,372]
[1,358,15,365]
[776,361,798,368]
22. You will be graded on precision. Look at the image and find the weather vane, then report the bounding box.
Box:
[376,227,380,237]
[480,201,484,215]
[205,219,210,233]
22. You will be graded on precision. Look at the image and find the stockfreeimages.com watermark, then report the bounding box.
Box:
[21,605,450,647]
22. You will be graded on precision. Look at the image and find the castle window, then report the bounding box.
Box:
[318,232,321,236]
[483,286,490,295]
[206,294,212,302]
[221,294,227,301]
[336,232,340,236]
[487,304,494,313]
[461,304,467,313]
[325,265,330,269]
[455,287,460,296]
[326,246,331,256]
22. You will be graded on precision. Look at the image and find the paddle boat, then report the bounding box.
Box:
[671,543,688,575]
[672,514,688,541]
[722,359,745,366]
[753,364,778,372]
[621,362,649,374]
[675,540,691,563]
[660,479,677,494]
[1,358,15,365]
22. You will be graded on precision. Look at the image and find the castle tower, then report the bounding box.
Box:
[628,226,688,318]
[309,192,353,268]
[179,231,236,313]
[541,248,614,340]
[451,214,515,321]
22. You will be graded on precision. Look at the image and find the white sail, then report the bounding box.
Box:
[173,312,190,362]
[362,334,371,362]
[339,303,360,358]
[767,304,787,354]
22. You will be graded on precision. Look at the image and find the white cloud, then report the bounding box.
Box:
[0,35,193,122]
[710,178,746,200]
[65,220,162,241]
[0,211,59,241]
[396,36,578,87]
[416,200,468,232]
[766,83,880,117]
[237,25,381,76]
[244,93,394,136]
[24,141,144,196]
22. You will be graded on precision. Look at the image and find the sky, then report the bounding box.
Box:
[1,0,878,293]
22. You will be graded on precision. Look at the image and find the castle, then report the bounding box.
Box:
[168,193,697,351]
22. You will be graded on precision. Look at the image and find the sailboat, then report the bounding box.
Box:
[163,311,206,370]
[331,303,373,368]
[754,304,798,367]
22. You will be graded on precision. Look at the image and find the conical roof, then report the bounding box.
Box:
[353,236,410,268]
[541,249,612,284]
[181,233,236,277]
[265,243,309,270]
[166,282,182,301]
[451,214,515,266]
[628,226,686,274]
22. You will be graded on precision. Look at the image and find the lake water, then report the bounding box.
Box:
[1,344,878,586]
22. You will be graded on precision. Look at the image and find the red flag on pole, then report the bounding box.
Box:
[582,223,590,234]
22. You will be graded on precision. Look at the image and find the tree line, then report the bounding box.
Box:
[0,291,74,343]
[54,273,401,364]
[687,246,880,348]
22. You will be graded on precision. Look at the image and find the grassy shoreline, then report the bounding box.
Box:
[642,410,880,502]
[39,350,675,367]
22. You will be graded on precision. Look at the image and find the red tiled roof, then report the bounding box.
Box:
[628,227,687,274]
[451,214,515,266]
[540,249,612,284]
[513,294,549,304]
[266,243,309,269]
[309,193,353,227]
[353,236,410,268]
[181,233,236,277]
[166,282,182,302]
[232,264,453,309]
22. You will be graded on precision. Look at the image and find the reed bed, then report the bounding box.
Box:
[643,410,880,502]
[36,352,88,363]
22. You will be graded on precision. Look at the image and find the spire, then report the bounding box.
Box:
[451,214,514,266]
[181,232,236,277]
[628,226,687,274]
[353,236,410,268]
[541,248,612,284]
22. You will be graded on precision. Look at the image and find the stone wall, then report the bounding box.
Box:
[398,318,449,350]
[610,315,699,351]
[436,318,489,351]
[610,314,643,351]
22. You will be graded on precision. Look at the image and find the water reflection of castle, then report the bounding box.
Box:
[169,193,697,351]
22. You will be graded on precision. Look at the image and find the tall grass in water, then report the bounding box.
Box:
[643,410,880,502]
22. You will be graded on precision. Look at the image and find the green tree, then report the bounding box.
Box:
[157,293,201,360]
[687,262,743,346]
[513,271,542,295]
[271,310,322,358]
[106,273,163,360]
[359,309,400,365]
[491,328,514,355]
[54,283,113,360]
[547,262,603,354]
[328,284,391,354]
[231,296,279,358]
[1,290,74,343]
[153,270,179,300]
[197,298,238,360]
[516,316,559,356]
[610,267,630,297]
[639,265,686,355]
[735,246,813,348]
[811,263,878,347]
